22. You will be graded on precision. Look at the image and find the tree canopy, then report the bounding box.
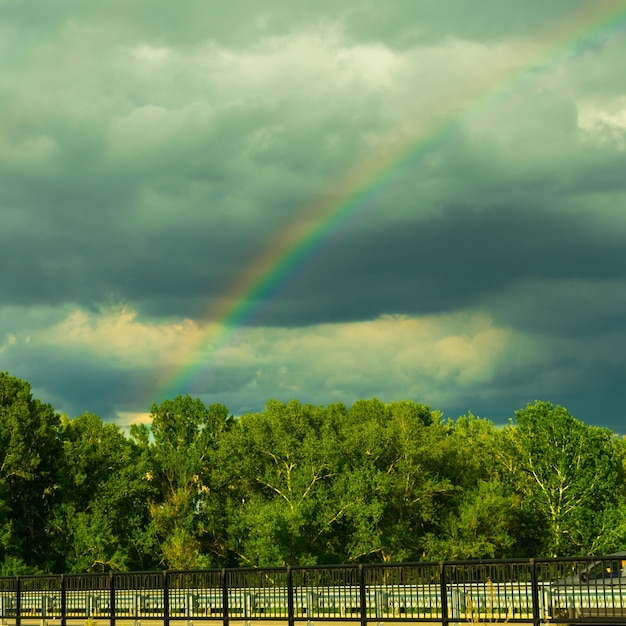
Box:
[0,371,624,574]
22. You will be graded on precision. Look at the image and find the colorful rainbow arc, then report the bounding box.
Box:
[154,1,626,404]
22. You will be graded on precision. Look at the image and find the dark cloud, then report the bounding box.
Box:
[10,347,153,419]
[250,205,626,327]
[2,1,625,435]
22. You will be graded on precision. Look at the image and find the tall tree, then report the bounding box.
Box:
[51,412,158,572]
[424,414,528,560]
[332,399,455,562]
[497,401,623,557]
[0,372,62,573]
[149,395,231,569]
[217,399,344,566]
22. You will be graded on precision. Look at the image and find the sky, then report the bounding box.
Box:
[1,0,626,435]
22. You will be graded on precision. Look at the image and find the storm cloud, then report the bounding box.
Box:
[1,0,625,434]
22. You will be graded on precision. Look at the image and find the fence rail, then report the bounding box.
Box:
[1,556,625,626]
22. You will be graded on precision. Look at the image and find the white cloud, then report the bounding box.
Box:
[115,410,152,430]
[39,305,205,369]
[194,312,536,407]
[577,100,626,150]
[33,304,534,412]
[578,101,626,131]
[131,44,172,61]
[336,42,400,89]
[0,333,17,354]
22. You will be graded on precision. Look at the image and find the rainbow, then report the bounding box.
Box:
[155,0,626,403]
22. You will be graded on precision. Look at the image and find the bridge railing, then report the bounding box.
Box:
[0,555,624,626]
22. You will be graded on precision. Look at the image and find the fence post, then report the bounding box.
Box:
[531,559,541,626]
[60,575,66,626]
[164,572,170,626]
[359,565,367,626]
[287,567,295,626]
[440,563,449,626]
[15,577,21,626]
[222,569,229,626]
[110,572,116,626]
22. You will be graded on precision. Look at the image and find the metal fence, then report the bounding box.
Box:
[0,556,625,626]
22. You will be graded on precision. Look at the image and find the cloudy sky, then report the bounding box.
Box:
[2,0,626,435]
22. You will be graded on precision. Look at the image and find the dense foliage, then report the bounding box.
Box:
[1,372,625,574]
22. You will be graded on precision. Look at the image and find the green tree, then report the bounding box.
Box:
[0,372,62,573]
[423,413,528,560]
[217,399,344,566]
[573,434,626,555]
[51,412,158,572]
[497,401,623,557]
[148,395,231,569]
[332,399,455,562]
[425,479,525,560]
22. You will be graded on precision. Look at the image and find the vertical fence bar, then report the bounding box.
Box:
[530,559,541,626]
[359,563,367,626]
[60,575,66,626]
[15,577,21,626]
[359,565,367,626]
[287,567,294,626]
[163,572,170,626]
[110,572,117,626]
[222,570,228,626]
[439,563,448,626]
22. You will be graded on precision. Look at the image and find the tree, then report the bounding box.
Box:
[331,399,455,562]
[497,401,624,557]
[591,435,626,554]
[423,413,528,560]
[148,395,231,569]
[216,399,344,566]
[0,372,62,573]
[51,412,158,572]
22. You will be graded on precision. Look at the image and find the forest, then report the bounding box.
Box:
[0,371,625,575]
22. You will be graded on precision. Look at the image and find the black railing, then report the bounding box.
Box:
[0,555,625,625]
